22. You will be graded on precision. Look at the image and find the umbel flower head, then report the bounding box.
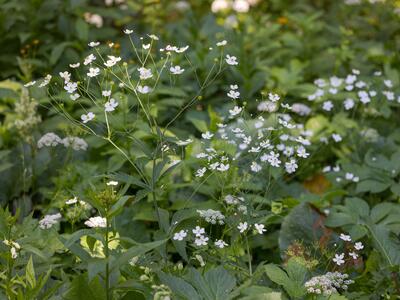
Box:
[85,216,107,228]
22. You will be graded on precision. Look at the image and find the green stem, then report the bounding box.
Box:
[105,216,110,300]
[245,236,252,276]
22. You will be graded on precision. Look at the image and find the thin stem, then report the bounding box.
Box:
[245,236,252,276]
[105,216,110,300]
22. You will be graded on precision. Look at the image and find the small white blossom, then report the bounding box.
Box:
[225,54,238,65]
[173,230,187,241]
[81,112,95,123]
[105,98,119,112]
[254,223,266,234]
[170,65,185,75]
[215,239,228,248]
[84,54,96,65]
[333,253,345,265]
[340,234,352,242]
[87,67,100,77]
[354,242,364,250]
[237,222,248,233]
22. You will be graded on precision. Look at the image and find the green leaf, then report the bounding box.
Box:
[75,19,89,41]
[64,274,106,300]
[109,196,132,218]
[158,272,201,300]
[279,203,326,253]
[111,239,167,271]
[344,197,370,218]
[26,256,36,289]
[204,266,236,299]
[50,42,73,65]
[366,223,400,267]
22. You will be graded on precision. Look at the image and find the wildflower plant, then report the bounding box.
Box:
[17,26,323,298]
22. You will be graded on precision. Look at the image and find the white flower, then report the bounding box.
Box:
[217,163,230,172]
[81,112,95,123]
[62,137,88,151]
[176,138,193,146]
[24,81,36,87]
[285,159,298,174]
[38,74,52,87]
[105,98,119,112]
[202,131,214,139]
[254,223,266,234]
[330,76,343,87]
[148,34,159,40]
[104,55,121,67]
[237,222,248,233]
[170,65,185,75]
[176,45,189,53]
[70,93,80,101]
[142,44,150,50]
[333,253,345,265]
[268,93,280,102]
[124,29,133,34]
[297,146,309,158]
[39,213,62,229]
[70,62,80,68]
[257,101,277,112]
[292,103,311,116]
[87,67,100,77]
[227,90,240,99]
[340,233,352,242]
[137,85,152,94]
[229,106,242,117]
[232,0,250,13]
[211,0,230,13]
[194,235,209,246]
[344,98,355,110]
[64,81,78,93]
[384,79,393,88]
[138,67,153,80]
[215,239,228,248]
[85,216,107,228]
[358,90,371,104]
[83,54,96,65]
[173,230,187,241]
[250,161,262,172]
[332,133,342,142]
[197,209,225,224]
[102,90,111,97]
[216,40,227,46]
[192,226,205,237]
[225,54,238,65]
[354,242,364,250]
[349,252,358,260]
[88,41,100,47]
[322,101,334,111]
[37,132,62,148]
[106,181,118,186]
[195,167,207,177]
[59,71,71,82]
[66,197,78,205]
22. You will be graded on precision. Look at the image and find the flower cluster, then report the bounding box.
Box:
[39,213,62,229]
[332,234,364,266]
[197,209,225,225]
[85,216,107,228]
[37,132,88,151]
[308,70,398,113]
[13,88,41,140]
[305,272,354,296]
[194,92,312,178]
